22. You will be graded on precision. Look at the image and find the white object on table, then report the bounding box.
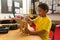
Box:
[28,24,35,32]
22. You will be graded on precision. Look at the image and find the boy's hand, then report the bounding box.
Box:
[25,16,30,22]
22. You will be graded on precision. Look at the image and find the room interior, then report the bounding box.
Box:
[0,0,60,40]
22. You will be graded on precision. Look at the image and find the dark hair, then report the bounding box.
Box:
[38,3,49,12]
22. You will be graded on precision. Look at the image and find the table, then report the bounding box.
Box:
[0,29,42,40]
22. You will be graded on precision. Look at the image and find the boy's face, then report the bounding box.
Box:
[37,7,47,16]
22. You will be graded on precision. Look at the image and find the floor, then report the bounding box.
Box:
[0,29,41,40]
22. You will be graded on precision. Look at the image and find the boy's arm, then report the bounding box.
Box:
[25,27,47,35]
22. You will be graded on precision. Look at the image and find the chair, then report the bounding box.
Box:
[49,23,56,40]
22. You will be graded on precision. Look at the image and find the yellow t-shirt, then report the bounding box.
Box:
[33,16,52,40]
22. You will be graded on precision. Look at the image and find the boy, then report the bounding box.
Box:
[25,3,52,40]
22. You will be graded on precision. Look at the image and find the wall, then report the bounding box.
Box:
[0,0,1,13]
[22,0,31,14]
[1,0,8,13]
[0,0,30,19]
[39,0,60,13]
[55,6,60,13]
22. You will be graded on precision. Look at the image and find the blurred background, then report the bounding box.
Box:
[0,0,60,24]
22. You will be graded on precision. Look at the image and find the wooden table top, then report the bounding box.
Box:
[0,29,41,40]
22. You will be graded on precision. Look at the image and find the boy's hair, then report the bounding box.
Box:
[38,3,49,12]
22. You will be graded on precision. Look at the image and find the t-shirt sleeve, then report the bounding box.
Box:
[32,17,39,23]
